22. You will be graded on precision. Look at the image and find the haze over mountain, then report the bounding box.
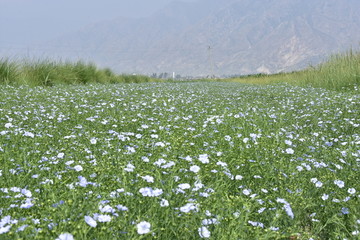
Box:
[6,0,360,76]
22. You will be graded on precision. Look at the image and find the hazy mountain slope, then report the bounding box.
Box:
[41,0,360,76]
[147,0,360,75]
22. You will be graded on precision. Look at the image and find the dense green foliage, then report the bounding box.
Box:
[227,50,360,91]
[0,59,154,86]
[0,82,359,239]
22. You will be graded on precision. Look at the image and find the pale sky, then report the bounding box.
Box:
[0,0,197,47]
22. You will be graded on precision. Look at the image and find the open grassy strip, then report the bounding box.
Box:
[0,59,157,86]
[0,82,359,239]
[225,50,360,91]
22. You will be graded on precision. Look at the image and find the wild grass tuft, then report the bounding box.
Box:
[227,50,360,91]
[296,50,360,90]
[0,58,19,84]
[0,59,155,86]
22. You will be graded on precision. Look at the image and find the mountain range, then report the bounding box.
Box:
[35,0,360,76]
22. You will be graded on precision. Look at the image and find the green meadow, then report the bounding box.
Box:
[0,52,359,239]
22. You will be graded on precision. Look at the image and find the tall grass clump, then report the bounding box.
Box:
[20,59,59,86]
[295,50,360,90]
[71,61,103,84]
[0,58,156,86]
[226,50,360,91]
[0,58,19,84]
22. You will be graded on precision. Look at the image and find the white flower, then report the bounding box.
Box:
[161,161,175,169]
[78,176,89,187]
[139,187,163,197]
[178,183,191,190]
[250,133,259,140]
[10,187,20,192]
[90,138,97,144]
[202,218,219,225]
[4,123,13,128]
[315,181,323,188]
[99,205,115,213]
[248,220,264,228]
[242,189,251,195]
[116,205,128,211]
[154,142,165,147]
[310,178,318,183]
[32,218,40,224]
[343,196,350,202]
[124,163,135,172]
[224,135,231,141]
[97,214,112,223]
[341,207,349,215]
[285,148,294,154]
[23,131,34,138]
[193,181,204,191]
[184,156,192,161]
[269,226,279,231]
[85,216,97,228]
[65,161,74,166]
[321,194,329,200]
[73,165,83,172]
[276,198,294,219]
[198,154,209,164]
[285,140,292,146]
[235,175,243,180]
[137,221,151,234]
[126,146,136,153]
[141,175,154,183]
[153,158,166,167]
[56,233,74,240]
[0,225,11,234]
[180,203,198,213]
[348,188,356,194]
[334,180,345,188]
[190,165,200,173]
[258,207,266,214]
[16,224,28,232]
[57,153,65,159]
[205,210,212,216]
[160,199,169,207]
[20,198,34,209]
[216,161,227,167]
[198,226,211,238]
[21,189,32,197]
[334,164,343,170]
